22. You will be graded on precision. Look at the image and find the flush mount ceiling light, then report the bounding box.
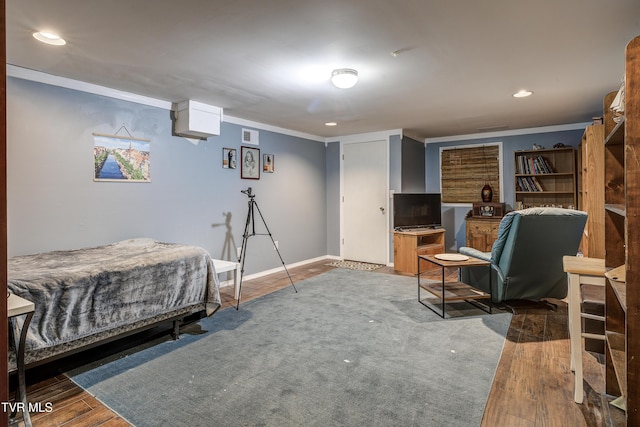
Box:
[513,89,533,98]
[325,122,338,126]
[33,31,66,46]
[331,68,358,89]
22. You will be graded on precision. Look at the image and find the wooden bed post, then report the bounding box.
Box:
[1,1,9,426]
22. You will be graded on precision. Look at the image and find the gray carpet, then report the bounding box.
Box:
[68,269,512,427]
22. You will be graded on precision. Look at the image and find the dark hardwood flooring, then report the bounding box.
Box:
[8,260,622,426]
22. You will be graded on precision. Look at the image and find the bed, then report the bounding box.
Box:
[7,238,221,370]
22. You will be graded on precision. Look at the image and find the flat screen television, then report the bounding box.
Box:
[393,193,442,230]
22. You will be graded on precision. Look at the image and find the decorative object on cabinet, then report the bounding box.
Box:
[514,146,577,210]
[602,35,639,425]
[472,202,504,218]
[393,228,445,275]
[481,183,493,202]
[457,207,587,303]
[481,145,494,202]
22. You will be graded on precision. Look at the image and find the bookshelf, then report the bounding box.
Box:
[603,35,639,425]
[513,147,577,210]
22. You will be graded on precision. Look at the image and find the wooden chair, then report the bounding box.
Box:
[562,256,605,404]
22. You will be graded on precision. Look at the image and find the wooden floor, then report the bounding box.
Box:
[8,260,623,426]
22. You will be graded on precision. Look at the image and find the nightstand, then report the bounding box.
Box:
[8,293,35,427]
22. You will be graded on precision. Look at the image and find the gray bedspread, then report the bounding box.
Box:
[8,238,221,355]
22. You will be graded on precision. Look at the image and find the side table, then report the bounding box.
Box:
[418,254,492,318]
[8,293,35,427]
[212,259,241,299]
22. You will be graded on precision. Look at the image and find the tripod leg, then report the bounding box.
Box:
[252,201,297,293]
[236,200,254,310]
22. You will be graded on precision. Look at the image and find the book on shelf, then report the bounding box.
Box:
[516,155,553,174]
[516,176,544,192]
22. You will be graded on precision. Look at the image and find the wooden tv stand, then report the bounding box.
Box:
[393,228,445,275]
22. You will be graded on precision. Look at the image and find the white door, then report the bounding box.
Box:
[342,139,388,264]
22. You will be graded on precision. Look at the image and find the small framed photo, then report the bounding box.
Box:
[241,146,260,179]
[222,148,237,169]
[263,154,275,173]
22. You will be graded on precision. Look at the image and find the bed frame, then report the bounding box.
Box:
[7,238,221,372]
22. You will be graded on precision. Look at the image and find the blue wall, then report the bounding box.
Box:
[7,77,328,276]
[7,74,590,272]
[425,129,585,250]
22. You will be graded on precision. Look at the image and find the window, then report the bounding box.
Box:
[440,144,501,204]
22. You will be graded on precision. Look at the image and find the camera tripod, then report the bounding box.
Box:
[236,187,296,309]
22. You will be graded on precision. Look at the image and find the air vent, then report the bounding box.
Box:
[242,128,259,145]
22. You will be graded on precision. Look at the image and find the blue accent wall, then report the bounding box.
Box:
[7,77,328,276]
[425,129,585,250]
[7,75,589,273]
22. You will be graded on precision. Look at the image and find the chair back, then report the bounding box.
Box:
[491,207,587,301]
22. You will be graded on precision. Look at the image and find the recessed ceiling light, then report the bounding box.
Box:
[330,69,358,89]
[325,122,338,127]
[513,89,533,98]
[33,31,67,46]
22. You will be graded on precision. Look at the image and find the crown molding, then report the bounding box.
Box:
[7,64,173,110]
[7,64,327,142]
[326,129,403,144]
[424,122,591,144]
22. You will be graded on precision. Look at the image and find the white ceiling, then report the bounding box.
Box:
[6,1,640,139]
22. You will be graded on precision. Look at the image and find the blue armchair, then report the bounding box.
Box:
[459,207,587,303]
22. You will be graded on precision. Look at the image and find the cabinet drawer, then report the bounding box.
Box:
[466,218,501,252]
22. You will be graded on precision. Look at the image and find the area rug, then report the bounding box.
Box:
[68,269,512,427]
[324,259,385,270]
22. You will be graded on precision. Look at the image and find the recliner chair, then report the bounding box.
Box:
[458,207,587,303]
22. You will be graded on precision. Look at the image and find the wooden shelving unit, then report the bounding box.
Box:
[513,147,577,210]
[578,123,605,258]
[603,35,639,425]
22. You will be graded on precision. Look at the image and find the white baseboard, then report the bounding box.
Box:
[219,254,393,288]
[239,255,340,282]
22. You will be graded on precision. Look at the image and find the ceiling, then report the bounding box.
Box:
[6,1,640,140]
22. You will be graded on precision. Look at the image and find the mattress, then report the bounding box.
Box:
[8,238,221,362]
